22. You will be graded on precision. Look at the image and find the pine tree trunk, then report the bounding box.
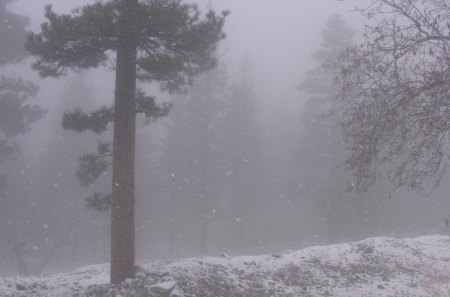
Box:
[110,0,137,284]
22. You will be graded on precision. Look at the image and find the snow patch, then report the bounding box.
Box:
[1,235,450,296]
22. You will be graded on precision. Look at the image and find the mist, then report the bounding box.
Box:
[1,0,448,278]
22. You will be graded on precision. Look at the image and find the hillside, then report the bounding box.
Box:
[1,235,450,296]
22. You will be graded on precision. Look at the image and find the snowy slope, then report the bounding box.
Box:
[2,235,450,296]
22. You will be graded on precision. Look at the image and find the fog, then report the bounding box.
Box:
[1,0,449,276]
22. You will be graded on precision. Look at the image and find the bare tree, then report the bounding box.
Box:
[334,0,450,194]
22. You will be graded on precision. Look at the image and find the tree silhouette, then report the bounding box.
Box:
[26,0,227,283]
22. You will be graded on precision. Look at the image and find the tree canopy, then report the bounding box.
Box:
[0,0,29,65]
[0,0,45,276]
[334,0,450,194]
[27,0,227,91]
[295,15,358,242]
[0,0,44,162]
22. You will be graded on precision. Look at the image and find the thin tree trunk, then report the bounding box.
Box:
[12,242,29,276]
[168,197,176,257]
[168,218,175,257]
[199,215,208,254]
[198,189,209,254]
[110,0,137,284]
[232,221,241,251]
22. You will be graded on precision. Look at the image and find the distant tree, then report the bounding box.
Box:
[0,0,44,163]
[26,0,227,283]
[220,56,266,250]
[162,65,228,255]
[294,15,358,242]
[0,78,43,161]
[0,0,28,65]
[333,1,450,194]
[24,75,110,273]
[0,77,45,275]
[0,0,43,198]
[0,0,44,275]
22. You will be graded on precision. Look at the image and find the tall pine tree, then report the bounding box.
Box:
[26,0,227,283]
[221,57,266,251]
[162,65,228,255]
[0,0,28,65]
[0,0,44,163]
[294,15,358,243]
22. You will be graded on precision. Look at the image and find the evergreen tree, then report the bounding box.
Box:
[220,57,266,250]
[0,75,104,275]
[0,0,44,194]
[0,0,44,275]
[26,0,227,282]
[294,15,359,243]
[0,0,28,65]
[0,78,43,161]
[0,0,44,163]
[162,65,228,255]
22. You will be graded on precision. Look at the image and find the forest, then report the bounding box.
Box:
[0,0,449,295]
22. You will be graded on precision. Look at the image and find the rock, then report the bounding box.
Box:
[364,247,374,254]
[16,283,26,291]
[169,287,185,297]
[125,278,133,284]
[135,265,147,276]
[221,252,230,259]
[149,281,177,294]
[271,253,282,259]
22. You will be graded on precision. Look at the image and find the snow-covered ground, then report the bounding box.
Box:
[2,235,450,296]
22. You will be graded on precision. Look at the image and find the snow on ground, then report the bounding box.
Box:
[0,264,109,296]
[2,235,450,296]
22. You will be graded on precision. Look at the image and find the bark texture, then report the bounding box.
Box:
[110,0,138,284]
